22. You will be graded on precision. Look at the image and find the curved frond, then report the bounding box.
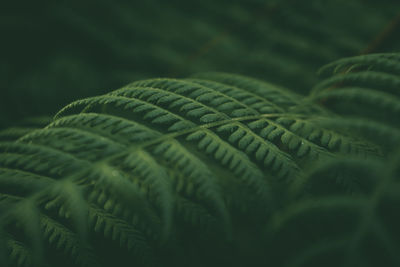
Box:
[2,53,400,266]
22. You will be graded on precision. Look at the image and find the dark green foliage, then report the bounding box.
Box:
[266,53,400,267]
[1,0,400,129]
[0,117,53,142]
[1,1,400,265]
[0,52,399,267]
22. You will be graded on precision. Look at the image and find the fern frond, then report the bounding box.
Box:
[7,199,44,267]
[247,118,330,159]
[274,116,376,154]
[88,205,154,265]
[290,157,383,197]
[268,148,400,267]
[0,142,85,178]
[318,53,400,77]
[311,87,400,126]
[125,79,259,118]
[0,117,52,142]
[313,53,400,138]
[2,63,398,266]
[312,87,400,114]
[191,72,303,109]
[40,214,98,267]
[310,117,400,153]
[6,238,34,267]
[313,71,400,97]
[185,78,285,113]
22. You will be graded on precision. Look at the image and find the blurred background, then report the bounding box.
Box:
[1,0,399,129]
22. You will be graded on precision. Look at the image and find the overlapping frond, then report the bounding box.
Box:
[1,74,319,267]
[0,117,52,142]
[310,53,400,150]
[1,52,399,267]
[263,52,400,267]
[268,153,400,267]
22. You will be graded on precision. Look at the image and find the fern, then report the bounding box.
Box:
[0,117,52,142]
[0,52,399,267]
[2,0,400,129]
[264,52,400,267]
[269,153,400,267]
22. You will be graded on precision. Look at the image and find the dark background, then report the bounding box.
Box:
[1,0,399,129]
